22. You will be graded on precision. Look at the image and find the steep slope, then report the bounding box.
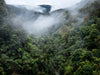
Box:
[0,0,8,25]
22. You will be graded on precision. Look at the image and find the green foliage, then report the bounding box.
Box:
[0,0,100,75]
[64,65,73,75]
[81,64,93,75]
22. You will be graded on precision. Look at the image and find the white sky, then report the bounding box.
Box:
[5,0,81,10]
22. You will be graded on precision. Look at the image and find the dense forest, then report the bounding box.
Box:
[0,0,100,75]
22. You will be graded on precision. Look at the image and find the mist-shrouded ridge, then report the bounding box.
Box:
[7,0,97,36]
[5,0,82,11]
[8,4,67,35]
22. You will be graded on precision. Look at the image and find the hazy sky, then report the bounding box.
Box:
[5,0,81,10]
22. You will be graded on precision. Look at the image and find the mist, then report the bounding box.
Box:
[8,5,66,35]
[6,0,97,36]
[5,0,81,11]
[11,13,65,35]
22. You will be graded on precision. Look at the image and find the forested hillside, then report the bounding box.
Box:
[0,0,100,75]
